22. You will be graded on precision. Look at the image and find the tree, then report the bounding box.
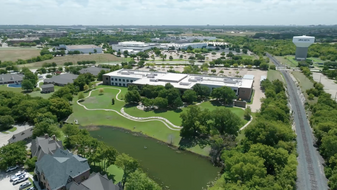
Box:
[125,90,141,104]
[180,106,210,138]
[233,63,239,68]
[173,97,183,108]
[84,84,89,91]
[260,63,269,70]
[182,90,197,104]
[25,156,37,171]
[49,97,73,121]
[78,92,84,100]
[211,69,216,74]
[74,73,95,91]
[141,98,153,109]
[211,86,237,104]
[99,88,104,95]
[62,124,80,137]
[138,60,145,68]
[0,142,27,170]
[192,84,210,99]
[21,80,34,91]
[125,170,161,190]
[94,49,97,54]
[0,115,15,131]
[51,86,73,101]
[116,153,140,187]
[244,106,252,120]
[211,108,241,135]
[169,55,173,61]
[33,121,61,138]
[97,70,106,81]
[224,63,230,69]
[153,97,168,109]
[247,65,253,69]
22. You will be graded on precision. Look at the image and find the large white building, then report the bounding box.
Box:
[62,45,103,54]
[111,41,208,54]
[103,69,254,100]
[292,35,315,60]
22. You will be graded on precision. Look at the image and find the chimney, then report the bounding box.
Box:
[52,135,56,140]
[44,134,49,139]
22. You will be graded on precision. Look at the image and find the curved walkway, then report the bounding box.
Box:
[77,88,182,131]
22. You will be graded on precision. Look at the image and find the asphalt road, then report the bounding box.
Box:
[267,53,328,190]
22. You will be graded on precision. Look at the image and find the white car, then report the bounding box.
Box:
[10,171,25,181]
[12,175,28,185]
[26,187,35,190]
[19,182,31,189]
[6,165,18,173]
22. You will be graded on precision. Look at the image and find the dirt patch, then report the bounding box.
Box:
[0,48,40,62]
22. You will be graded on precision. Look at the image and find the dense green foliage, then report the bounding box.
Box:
[307,84,337,189]
[209,79,297,189]
[0,142,27,170]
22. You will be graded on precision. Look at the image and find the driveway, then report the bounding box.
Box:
[0,125,33,148]
[246,70,267,112]
[0,168,34,190]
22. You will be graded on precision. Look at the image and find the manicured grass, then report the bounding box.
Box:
[69,86,248,156]
[107,165,124,183]
[0,47,40,62]
[8,127,17,132]
[247,90,255,105]
[19,54,123,68]
[268,70,284,82]
[0,83,61,99]
[240,55,254,60]
[308,57,324,63]
[276,56,298,67]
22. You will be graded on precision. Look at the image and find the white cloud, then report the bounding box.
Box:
[0,0,336,25]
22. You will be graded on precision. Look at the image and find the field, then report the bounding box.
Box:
[68,85,248,156]
[210,32,256,37]
[267,70,284,82]
[292,71,316,104]
[276,56,298,67]
[0,47,40,62]
[19,54,124,68]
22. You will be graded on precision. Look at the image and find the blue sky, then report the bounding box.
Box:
[0,0,336,25]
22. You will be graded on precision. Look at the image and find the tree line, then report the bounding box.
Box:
[209,79,297,189]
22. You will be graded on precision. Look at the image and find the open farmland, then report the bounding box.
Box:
[0,47,40,62]
[19,54,124,68]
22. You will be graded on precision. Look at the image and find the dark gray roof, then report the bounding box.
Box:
[67,173,120,190]
[44,73,78,85]
[8,128,33,144]
[41,84,54,88]
[0,73,24,83]
[79,67,110,76]
[31,135,63,160]
[36,148,90,190]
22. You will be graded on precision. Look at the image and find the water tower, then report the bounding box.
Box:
[293,35,315,60]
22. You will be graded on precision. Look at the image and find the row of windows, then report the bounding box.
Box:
[111,78,134,83]
[112,83,127,87]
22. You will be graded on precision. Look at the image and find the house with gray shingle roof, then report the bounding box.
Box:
[66,173,121,190]
[44,73,78,86]
[8,128,34,144]
[0,73,24,84]
[79,67,110,76]
[35,148,90,190]
[31,134,63,160]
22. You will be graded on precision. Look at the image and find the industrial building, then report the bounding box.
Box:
[111,41,207,54]
[293,35,315,60]
[60,45,103,54]
[103,69,254,100]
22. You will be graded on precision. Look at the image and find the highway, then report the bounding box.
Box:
[266,53,328,190]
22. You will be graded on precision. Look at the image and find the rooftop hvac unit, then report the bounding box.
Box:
[188,78,197,82]
[195,76,203,81]
[180,82,191,86]
[121,71,130,75]
[147,74,155,78]
[128,71,134,74]
[150,78,158,82]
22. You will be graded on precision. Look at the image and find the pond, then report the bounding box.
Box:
[89,126,220,190]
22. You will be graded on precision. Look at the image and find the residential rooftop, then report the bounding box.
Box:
[0,73,24,84]
[44,73,78,85]
[8,128,33,144]
[66,45,101,50]
[79,67,110,76]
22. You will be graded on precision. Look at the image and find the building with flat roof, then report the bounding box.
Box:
[41,84,55,93]
[63,45,102,54]
[103,69,254,100]
[0,73,24,84]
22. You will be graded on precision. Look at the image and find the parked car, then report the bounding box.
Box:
[12,175,28,185]
[19,182,31,189]
[26,187,35,190]
[6,165,18,173]
[10,171,25,181]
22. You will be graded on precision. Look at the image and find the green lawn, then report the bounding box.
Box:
[268,70,284,82]
[291,71,317,104]
[0,83,61,99]
[69,86,248,156]
[8,127,17,132]
[240,55,254,60]
[276,56,298,67]
[107,165,124,183]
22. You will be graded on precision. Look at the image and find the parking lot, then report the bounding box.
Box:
[0,168,34,190]
[313,72,337,101]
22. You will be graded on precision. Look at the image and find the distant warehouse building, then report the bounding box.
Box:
[61,45,103,54]
[103,69,253,100]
